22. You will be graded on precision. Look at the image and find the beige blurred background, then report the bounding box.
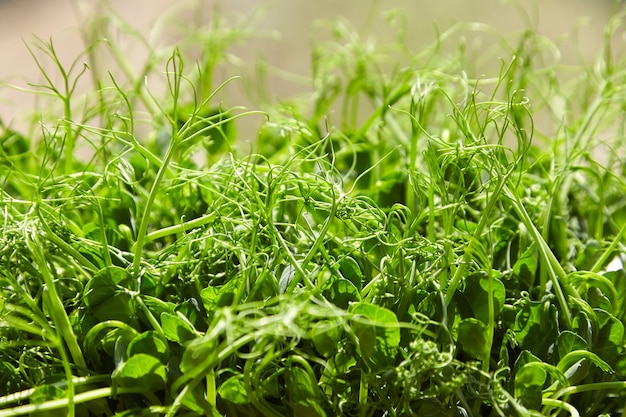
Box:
[0,0,621,129]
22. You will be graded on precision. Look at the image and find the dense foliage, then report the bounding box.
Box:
[1,4,626,417]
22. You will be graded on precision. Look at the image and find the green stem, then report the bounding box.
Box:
[131,127,176,280]
[444,171,508,305]
[37,206,97,273]
[358,368,368,417]
[506,189,577,329]
[104,36,160,117]
[286,183,338,293]
[0,387,140,417]
[167,332,258,417]
[551,381,626,400]
[541,398,580,417]
[132,211,218,251]
[206,368,216,408]
[96,201,112,268]
[133,295,164,335]
[26,227,88,372]
[243,343,283,417]
[0,376,110,408]
[484,267,495,375]
[591,220,626,273]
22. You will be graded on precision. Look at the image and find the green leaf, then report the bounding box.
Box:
[177,298,204,331]
[161,312,197,344]
[83,325,138,368]
[310,321,342,357]
[200,286,220,311]
[350,302,400,367]
[338,256,362,290]
[514,298,558,359]
[91,295,136,326]
[593,310,624,366]
[218,375,248,405]
[569,271,618,312]
[513,245,538,284]
[179,335,217,378]
[514,362,547,410]
[557,350,613,375]
[557,331,588,360]
[84,267,137,325]
[515,362,547,388]
[85,266,131,306]
[113,354,166,392]
[201,283,236,310]
[512,350,542,375]
[323,278,360,309]
[31,384,65,403]
[587,287,613,312]
[142,295,175,317]
[286,366,326,417]
[127,331,170,365]
[462,273,505,324]
[457,318,489,360]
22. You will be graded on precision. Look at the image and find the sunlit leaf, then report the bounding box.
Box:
[310,321,342,357]
[350,302,400,367]
[161,312,197,344]
[338,256,362,290]
[514,362,547,410]
[218,375,248,405]
[127,331,170,364]
[556,330,588,360]
[323,278,360,309]
[286,366,327,417]
[113,354,166,392]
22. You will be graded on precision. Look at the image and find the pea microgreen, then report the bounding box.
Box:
[1,3,626,417]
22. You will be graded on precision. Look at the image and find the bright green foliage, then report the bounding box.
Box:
[1,3,626,417]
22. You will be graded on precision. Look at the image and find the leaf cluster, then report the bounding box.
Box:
[1,3,626,417]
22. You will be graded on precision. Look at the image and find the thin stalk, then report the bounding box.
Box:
[102,35,160,116]
[206,368,216,408]
[591,220,626,273]
[485,266,495,375]
[131,137,174,279]
[133,295,164,335]
[541,399,580,417]
[55,328,76,417]
[551,381,626,400]
[444,170,509,305]
[0,376,111,407]
[358,368,368,417]
[132,49,184,280]
[131,211,218,252]
[243,353,283,417]
[505,187,578,329]
[0,387,142,417]
[25,227,88,372]
[166,332,258,417]
[37,205,97,273]
[96,201,112,267]
[286,182,337,294]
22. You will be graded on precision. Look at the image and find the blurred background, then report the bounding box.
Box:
[0,0,622,129]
